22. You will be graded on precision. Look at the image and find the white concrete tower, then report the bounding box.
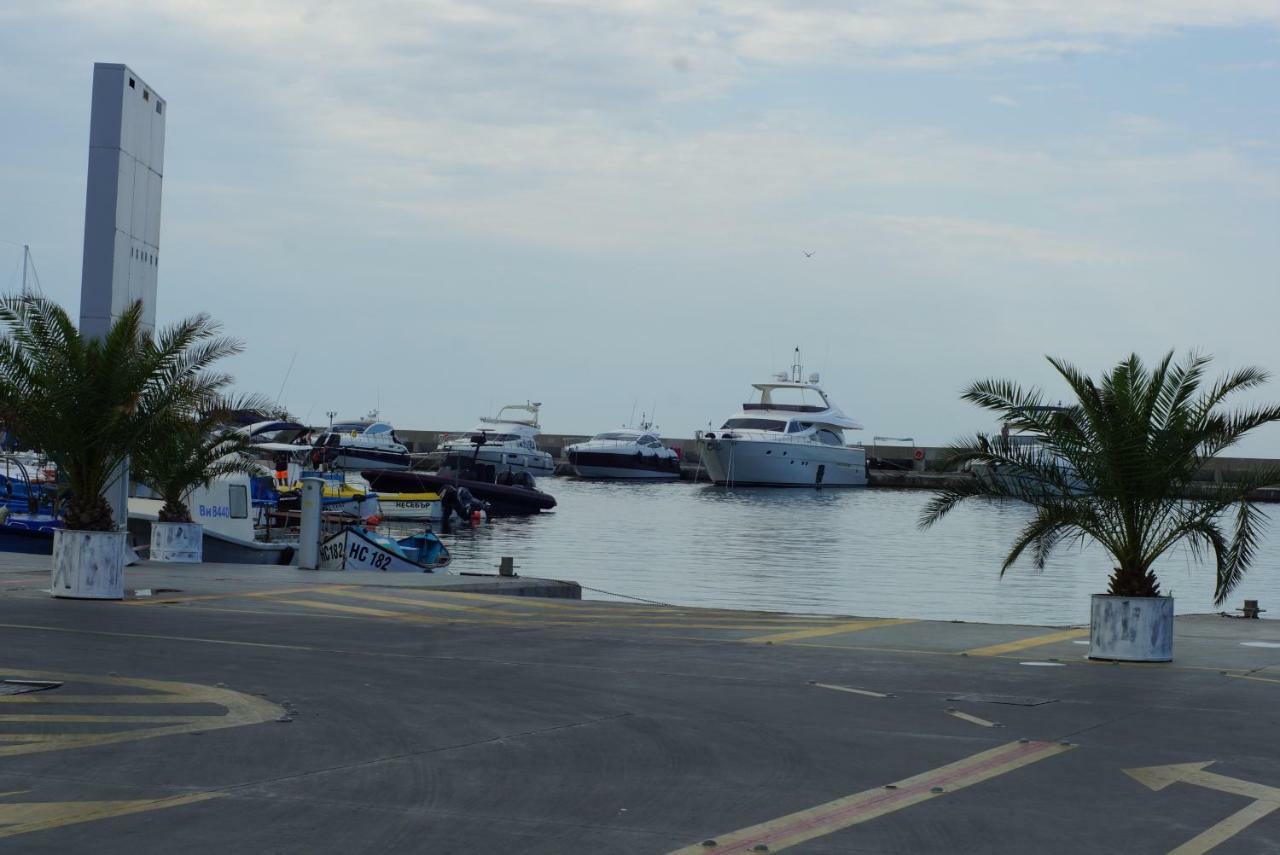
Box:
[78,63,166,528]
[79,63,165,338]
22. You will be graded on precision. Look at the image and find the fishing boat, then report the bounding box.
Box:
[318,526,450,572]
[438,402,555,477]
[701,348,868,487]
[565,420,681,480]
[311,417,411,471]
[375,491,443,522]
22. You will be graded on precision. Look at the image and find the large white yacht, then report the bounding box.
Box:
[438,402,555,477]
[701,350,867,487]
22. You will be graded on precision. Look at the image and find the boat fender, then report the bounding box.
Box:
[913,449,925,461]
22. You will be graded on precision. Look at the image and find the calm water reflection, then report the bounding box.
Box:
[423,480,1280,625]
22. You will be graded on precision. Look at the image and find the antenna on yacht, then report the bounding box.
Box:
[791,347,802,383]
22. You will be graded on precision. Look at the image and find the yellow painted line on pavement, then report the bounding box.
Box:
[0,714,198,724]
[742,619,913,645]
[120,586,348,606]
[0,694,226,705]
[0,792,221,839]
[962,628,1088,657]
[0,622,317,652]
[946,709,1000,728]
[813,683,889,699]
[1170,798,1280,855]
[1225,673,1280,685]
[321,588,493,613]
[276,599,447,624]
[668,739,1074,854]
[0,667,282,759]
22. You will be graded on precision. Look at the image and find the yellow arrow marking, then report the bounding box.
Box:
[668,740,1072,854]
[1125,761,1280,854]
[0,792,220,838]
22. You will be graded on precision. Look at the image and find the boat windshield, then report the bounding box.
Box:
[594,432,636,441]
[721,418,786,432]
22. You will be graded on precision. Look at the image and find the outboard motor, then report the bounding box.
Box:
[440,485,489,531]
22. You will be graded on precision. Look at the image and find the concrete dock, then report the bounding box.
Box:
[1,555,1280,852]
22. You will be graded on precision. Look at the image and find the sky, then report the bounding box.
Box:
[1,1,1278,451]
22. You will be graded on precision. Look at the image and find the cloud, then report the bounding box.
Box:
[987,94,1019,108]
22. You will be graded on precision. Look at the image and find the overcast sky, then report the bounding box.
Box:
[1,2,1278,450]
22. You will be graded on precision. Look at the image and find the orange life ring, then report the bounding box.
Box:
[913,449,925,461]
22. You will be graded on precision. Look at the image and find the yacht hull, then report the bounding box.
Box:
[702,439,867,487]
[566,450,680,480]
[437,446,555,477]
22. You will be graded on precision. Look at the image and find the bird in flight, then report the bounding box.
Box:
[803,250,815,257]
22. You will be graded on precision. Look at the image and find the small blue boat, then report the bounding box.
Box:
[318,526,450,572]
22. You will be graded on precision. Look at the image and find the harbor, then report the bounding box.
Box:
[2,5,1279,849]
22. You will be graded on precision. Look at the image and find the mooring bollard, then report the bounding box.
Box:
[297,477,324,570]
[499,556,515,577]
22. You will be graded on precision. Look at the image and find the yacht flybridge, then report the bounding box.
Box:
[439,402,555,477]
[701,349,867,487]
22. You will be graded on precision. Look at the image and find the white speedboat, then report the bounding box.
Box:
[701,349,867,487]
[312,418,411,471]
[438,402,555,477]
[565,423,681,480]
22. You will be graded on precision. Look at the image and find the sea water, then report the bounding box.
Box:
[422,479,1280,625]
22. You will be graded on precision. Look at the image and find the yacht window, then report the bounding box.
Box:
[366,423,390,434]
[228,485,249,519]
[721,418,786,432]
[595,432,633,441]
[815,429,843,446]
[786,421,814,434]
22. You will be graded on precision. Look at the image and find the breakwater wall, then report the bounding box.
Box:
[397,429,1278,486]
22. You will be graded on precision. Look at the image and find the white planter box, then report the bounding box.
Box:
[150,521,203,563]
[1089,594,1174,662]
[51,529,125,600]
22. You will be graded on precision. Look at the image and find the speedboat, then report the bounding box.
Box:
[438,402,554,477]
[311,418,411,471]
[565,423,681,480]
[700,349,867,487]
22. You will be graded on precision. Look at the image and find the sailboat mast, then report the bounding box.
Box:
[21,245,28,296]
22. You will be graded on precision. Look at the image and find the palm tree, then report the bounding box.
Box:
[133,395,275,523]
[0,296,243,531]
[919,352,1280,605]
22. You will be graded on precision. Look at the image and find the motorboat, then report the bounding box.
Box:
[312,417,411,471]
[565,422,681,480]
[364,452,556,516]
[438,402,554,477]
[700,349,867,487]
[319,526,450,573]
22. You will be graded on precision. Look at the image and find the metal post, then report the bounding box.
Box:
[297,477,324,570]
[499,556,515,577]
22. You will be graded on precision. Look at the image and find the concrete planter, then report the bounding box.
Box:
[1089,594,1174,662]
[51,529,125,600]
[150,521,203,563]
